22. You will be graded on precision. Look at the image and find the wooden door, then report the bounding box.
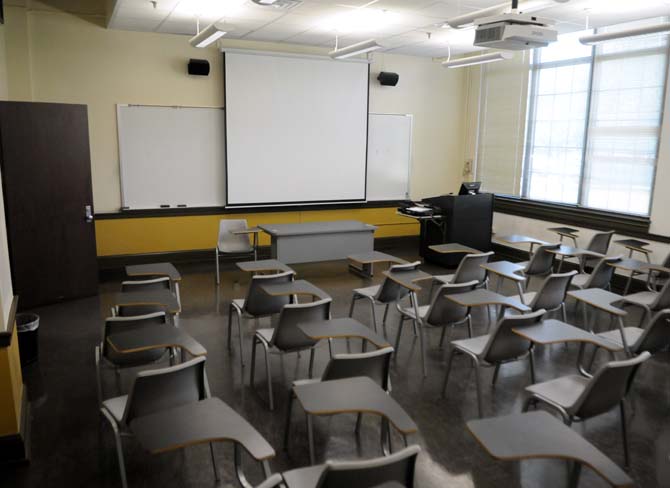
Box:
[0,102,98,308]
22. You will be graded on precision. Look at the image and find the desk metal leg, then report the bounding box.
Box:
[234,443,253,488]
[624,271,634,296]
[617,317,632,357]
[307,414,316,465]
[568,462,582,488]
[411,292,427,378]
[515,282,525,304]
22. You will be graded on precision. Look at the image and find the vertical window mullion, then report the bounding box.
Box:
[521,49,541,198]
[577,43,597,207]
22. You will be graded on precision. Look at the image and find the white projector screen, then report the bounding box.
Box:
[224,51,369,206]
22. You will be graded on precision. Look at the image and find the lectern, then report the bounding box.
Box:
[420,193,494,267]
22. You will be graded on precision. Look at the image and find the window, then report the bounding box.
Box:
[522,18,669,216]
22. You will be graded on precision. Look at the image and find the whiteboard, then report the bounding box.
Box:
[117,105,226,209]
[367,113,412,201]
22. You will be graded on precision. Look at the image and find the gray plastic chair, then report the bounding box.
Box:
[433,251,494,286]
[570,256,622,290]
[251,298,332,410]
[349,262,420,335]
[597,309,670,357]
[116,277,172,316]
[620,278,670,327]
[442,309,547,418]
[396,280,479,375]
[649,252,670,291]
[100,357,212,488]
[281,445,421,488]
[514,271,577,321]
[582,230,615,271]
[284,347,394,450]
[228,270,295,368]
[523,351,650,467]
[520,243,561,288]
[216,219,257,284]
[95,311,172,406]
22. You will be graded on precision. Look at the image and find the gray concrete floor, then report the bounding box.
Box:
[6,244,670,487]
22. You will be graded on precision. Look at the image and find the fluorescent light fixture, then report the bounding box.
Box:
[189,22,227,48]
[329,39,382,59]
[446,0,569,28]
[579,22,670,44]
[442,51,513,68]
[320,9,400,34]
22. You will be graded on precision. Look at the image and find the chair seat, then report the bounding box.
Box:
[621,291,657,308]
[218,243,254,254]
[598,327,644,349]
[102,395,128,422]
[433,274,455,284]
[232,298,245,311]
[282,465,327,488]
[451,334,490,357]
[255,328,274,344]
[352,285,380,298]
[105,347,166,368]
[525,375,590,411]
[571,274,590,289]
[398,305,429,321]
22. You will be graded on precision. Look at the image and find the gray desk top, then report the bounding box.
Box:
[447,289,531,313]
[298,318,391,349]
[548,245,604,258]
[481,261,526,282]
[548,226,580,236]
[106,324,207,357]
[236,259,294,274]
[347,251,407,266]
[610,258,648,272]
[111,289,180,314]
[293,377,417,435]
[643,264,670,274]
[615,239,651,251]
[428,243,481,254]
[567,288,627,316]
[126,263,181,282]
[260,280,330,300]
[467,411,633,488]
[382,268,433,293]
[232,227,262,234]
[512,319,622,351]
[494,235,549,246]
[258,221,376,237]
[130,398,276,461]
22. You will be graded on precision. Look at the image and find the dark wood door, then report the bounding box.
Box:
[0,102,98,309]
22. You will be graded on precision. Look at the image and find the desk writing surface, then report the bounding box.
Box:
[481,261,526,282]
[512,319,622,350]
[494,235,549,245]
[107,324,207,357]
[260,280,330,300]
[548,227,580,235]
[610,258,648,272]
[615,238,651,249]
[293,377,417,434]
[126,263,181,282]
[382,268,432,292]
[429,243,481,255]
[236,259,294,274]
[446,289,531,312]
[259,221,376,237]
[642,264,670,275]
[467,412,633,488]
[567,289,627,316]
[130,398,275,460]
[347,251,407,265]
[111,289,180,313]
[548,245,603,258]
[298,318,391,349]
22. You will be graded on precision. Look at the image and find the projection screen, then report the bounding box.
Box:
[224,50,369,206]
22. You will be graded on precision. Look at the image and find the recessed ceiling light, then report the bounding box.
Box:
[320,8,399,33]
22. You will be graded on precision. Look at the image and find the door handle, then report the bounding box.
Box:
[85,205,94,223]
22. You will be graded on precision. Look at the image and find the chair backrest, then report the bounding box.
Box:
[321,347,393,391]
[524,244,560,276]
[101,311,168,359]
[122,356,209,424]
[572,352,650,419]
[375,261,421,304]
[244,271,295,316]
[662,252,670,269]
[218,219,252,253]
[584,256,621,289]
[452,252,494,284]
[651,279,670,311]
[316,445,420,488]
[119,277,171,316]
[424,281,479,327]
[635,309,670,354]
[271,298,331,351]
[530,271,577,312]
[586,230,615,255]
[483,309,546,363]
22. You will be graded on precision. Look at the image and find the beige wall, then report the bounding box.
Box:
[4,6,467,213]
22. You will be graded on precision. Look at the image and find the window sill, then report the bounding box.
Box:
[493,195,651,237]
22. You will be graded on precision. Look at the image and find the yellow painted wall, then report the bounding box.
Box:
[96,207,419,256]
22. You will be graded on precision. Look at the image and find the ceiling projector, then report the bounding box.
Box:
[474,12,558,50]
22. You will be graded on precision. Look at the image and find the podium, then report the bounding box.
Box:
[420,193,494,267]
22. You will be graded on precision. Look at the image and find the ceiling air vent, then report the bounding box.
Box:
[251,0,302,9]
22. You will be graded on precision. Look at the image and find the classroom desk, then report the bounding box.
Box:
[467,411,634,488]
[236,259,294,275]
[347,251,407,278]
[298,317,391,351]
[126,262,182,308]
[111,289,181,315]
[287,377,417,464]
[547,245,604,272]
[130,398,275,488]
[106,323,206,358]
[428,243,481,255]
[615,238,652,262]
[494,234,549,256]
[480,261,526,299]
[258,221,376,264]
[609,258,648,295]
[260,280,330,301]
[547,227,580,246]
[446,289,531,314]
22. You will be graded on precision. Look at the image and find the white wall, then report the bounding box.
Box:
[4,6,468,212]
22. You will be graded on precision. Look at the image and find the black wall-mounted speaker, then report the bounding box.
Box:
[377,71,399,86]
[188,59,210,76]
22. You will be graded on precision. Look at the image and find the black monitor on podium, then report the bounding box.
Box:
[458,181,481,196]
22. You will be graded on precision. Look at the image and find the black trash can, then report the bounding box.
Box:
[16,312,39,366]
